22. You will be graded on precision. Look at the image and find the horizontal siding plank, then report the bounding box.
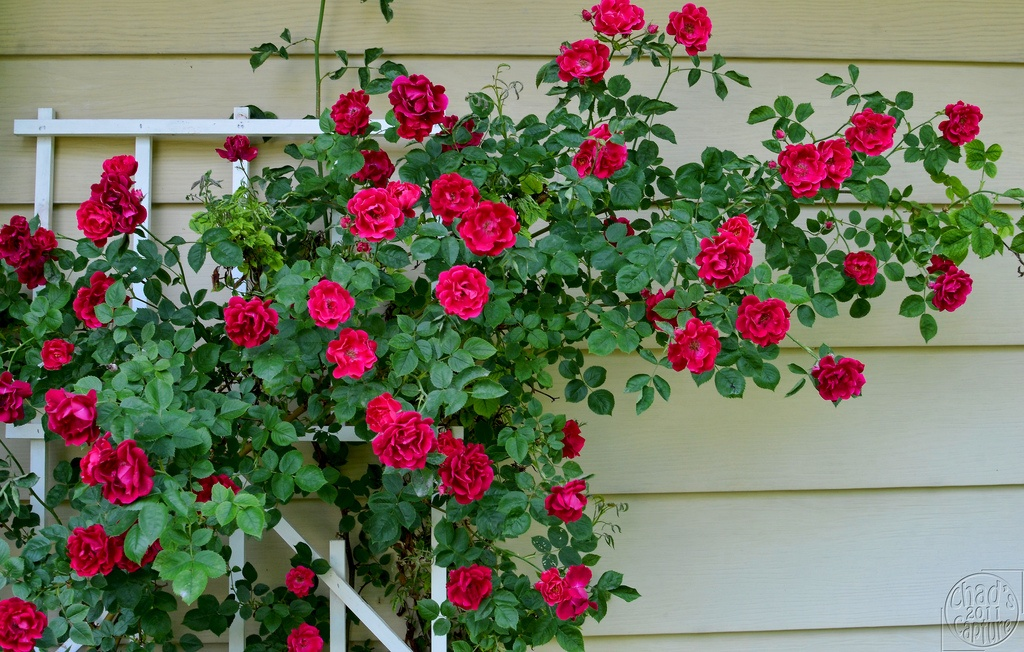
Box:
[3,1,1023,62]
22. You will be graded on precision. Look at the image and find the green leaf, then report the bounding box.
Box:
[211,241,244,268]
[773,96,794,118]
[747,106,776,124]
[587,389,615,415]
[555,627,585,652]
[145,378,174,412]
[607,75,631,98]
[847,63,860,83]
[105,280,127,307]
[920,313,938,342]
[714,368,745,398]
[898,295,926,318]
[795,102,814,122]
[471,380,507,399]
[610,181,642,209]
[187,243,207,273]
[818,268,845,294]
[463,337,497,359]
[587,329,618,356]
[811,293,838,318]
[816,73,843,86]
[295,465,327,492]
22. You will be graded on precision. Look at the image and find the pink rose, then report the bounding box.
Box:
[388,74,448,142]
[326,328,378,379]
[430,173,481,225]
[457,201,520,256]
[439,441,494,504]
[811,354,866,402]
[695,233,753,289]
[777,143,826,198]
[347,188,404,242]
[307,279,355,329]
[666,3,713,56]
[371,410,436,470]
[41,339,75,371]
[384,181,422,219]
[591,0,645,35]
[44,388,100,446]
[366,393,401,433]
[286,623,323,652]
[0,598,48,652]
[76,199,117,246]
[216,135,258,162]
[73,271,117,328]
[845,108,896,156]
[67,524,122,577]
[557,39,611,83]
[735,296,790,347]
[0,372,32,424]
[843,251,877,286]
[560,419,586,458]
[81,434,116,486]
[573,124,627,179]
[435,265,490,319]
[535,567,568,606]
[816,139,854,189]
[101,439,154,506]
[930,266,973,312]
[666,318,721,374]
[447,565,493,611]
[717,214,754,248]
[194,474,241,502]
[641,288,681,330]
[556,565,598,620]
[545,479,588,523]
[223,296,279,348]
[286,566,316,598]
[351,150,395,187]
[331,89,372,136]
[939,101,983,146]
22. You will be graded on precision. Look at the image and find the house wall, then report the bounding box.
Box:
[2,1,1024,649]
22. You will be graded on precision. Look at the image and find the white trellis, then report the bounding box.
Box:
[12,108,449,652]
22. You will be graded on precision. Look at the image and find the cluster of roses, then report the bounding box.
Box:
[572,124,628,180]
[66,522,161,578]
[927,254,974,312]
[75,154,148,247]
[0,215,57,289]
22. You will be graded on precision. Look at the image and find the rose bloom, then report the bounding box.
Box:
[735,296,790,347]
[81,435,116,486]
[73,270,117,328]
[286,566,316,598]
[439,441,494,504]
[366,392,401,433]
[0,216,32,268]
[718,214,754,248]
[535,567,568,606]
[0,597,48,652]
[351,150,395,187]
[326,328,378,379]
[557,565,598,620]
[331,89,372,136]
[695,233,753,289]
[557,39,611,83]
[667,318,721,374]
[67,523,122,577]
[16,228,58,290]
[573,124,628,179]
[76,198,117,246]
[777,143,827,198]
[811,354,866,402]
[435,265,490,319]
[931,266,973,312]
[388,74,448,141]
[816,139,854,189]
[0,372,32,424]
[591,0,645,35]
[347,188,404,242]
[843,251,877,286]
[102,178,148,235]
[666,3,713,56]
[545,479,588,523]
[939,100,983,146]
[845,108,896,156]
[372,410,437,470]
[560,419,586,459]
[112,536,161,573]
[45,388,100,446]
[216,135,258,162]
[447,565,493,611]
[457,201,521,256]
[286,623,323,652]
[927,254,956,275]
[641,288,679,330]
[103,154,138,176]
[224,296,279,348]
[430,173,481,225]
[194,474,241,502]
[307,279,355,329]
[101,439,155,506]
[384,181,422,219]
[41,338,75,371]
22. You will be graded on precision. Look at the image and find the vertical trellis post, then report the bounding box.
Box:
[131,135,153,309]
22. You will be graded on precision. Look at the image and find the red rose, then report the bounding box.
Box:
[816,139,854,189]
[430,173,481,225]
[666,318,721,374]
[81,434,116,486]
[845,108,896,156]
[931,266,973,312]
[939,101,983,146]
[0,372,32,424]
[447,565,493,611]
[666,3,713,56]
[560,420,586,458]
[0,597,48,652]
[366,393,401,434]
[927,255,956,275]
[641,288,680,330]
[435,265,490,319]
[73,271,117,328]
[811,354,866,402]
[439,441,494,504]
[695,233,752,289]
[112,535,161,573]
[371,410,436,470]
[351,150,395,187]
[545,479,588,523]
[439,116,485,152]
[15,227,57,290]
[286,566,316,598]
[436,430,463,456]
[718,214,754,248]
[331,89,372,136]
[103,155,138,177]
[573,124,627,179]
[778,143,826,198]
[591,0,645,35]
[326,328,378,379]
[67,523,122,577]
[388,74,448,142]
[347,188,404,242]
[286,623,323,652]
[843,251,877,286]
[557,39,611,83]
[735,296,790,347]
[194,474,241,502]
[0,216,32,268]
[99,176,148,235]
[75,198,119,246]
[556,565,597,620]
[45,388,100,446]
[101,439,154,505]
[41,339,74,371]
[224,296,279,348]
[457,201,520,256]
[384,181,421,219]
[535,567,568,606]
[307,279,355,329]
[216,135,258,162]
